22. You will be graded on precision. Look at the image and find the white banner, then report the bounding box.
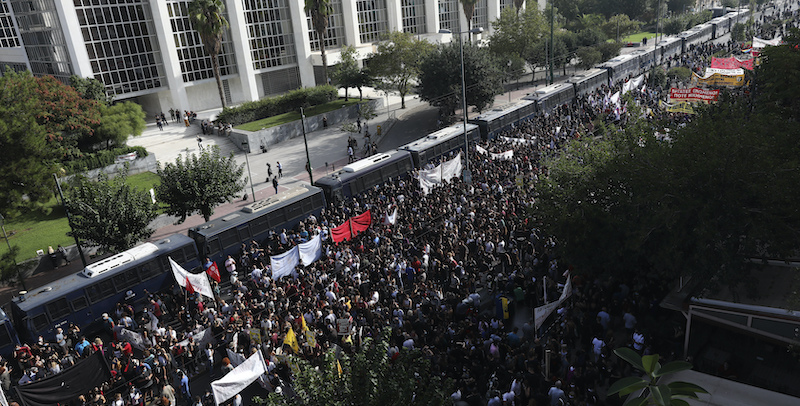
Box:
[270,246,299,280]
[384,206,398,225]
[169,257,214,299]
[298,234,322,266]
[475,145,488,155]
[177,328,214,349]
[622,75,644,94]
[533,274,573,329]
[752,36,781,48]
[0,384,8,406]
[490,150,514,160]
[212,350,268,405]
[501,136,536,144]
[418,153,462,194]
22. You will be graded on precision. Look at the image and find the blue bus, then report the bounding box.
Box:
[314,150,415,203]
[10,234,200,343]
[398,123,479,168]
[188,184,326,265]
[0,308,20,357]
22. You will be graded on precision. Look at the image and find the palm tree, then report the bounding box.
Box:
[460,0,478,34]
[305,0,333,85]
[188,0,229,108]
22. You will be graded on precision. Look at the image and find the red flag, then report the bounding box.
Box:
[350,210,372,236]
[206,261,221,283]
[331,220,351,243]
[184,277,196,294]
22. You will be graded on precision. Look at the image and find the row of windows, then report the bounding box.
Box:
[499,0,514,12]
[438,0,459,33]
[73,0,150,6]
[401,0,426,35]
[80,22,151,43]
[357,0,388,44]
[85,38,154,59]
[245,0,297,70]
[75,4,148,26]
[261,66,300,96]
[0,26,19,48]
[166,1,237,82]
[33,247,197,331]
[472,0,488,30]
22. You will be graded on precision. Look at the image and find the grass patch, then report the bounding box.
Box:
[235,99,363,132]
[0,171,164,261]
[621,32,657,43]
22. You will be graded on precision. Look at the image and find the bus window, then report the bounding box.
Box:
[237,225,251,241]
[32,313,49,332]
[71,296,88,312]
[139,260,160,280]
[170,247,186,265]
[206,238,221,256]
[219,229,239,249]
[46,298,71,320]
[183,246,198,263]
[0,322,13,347]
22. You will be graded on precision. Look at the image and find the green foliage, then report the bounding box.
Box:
[647,66,668,88]
[92,101,147,149]
[367,31,434,109]
[262,328,453,406]
[489,7,547,74]
[418,42,503,116]
[70,75,112,106]
[188,0,229,108]
[602,14,642,41]
[331,45,371,101]
[596,41,623,61]
[62,146,149,175]
[155,145,246,222]
[217,86,338,126]
[0,70,59,215]
[577,46,603,69]
[667,67,693,82]
[731,22,747,42]
[0,245,21,282]
[608,348,706,406]
[65,168,157,253]
[756,28,800,120]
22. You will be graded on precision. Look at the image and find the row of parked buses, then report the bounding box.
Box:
[0,8,753,356]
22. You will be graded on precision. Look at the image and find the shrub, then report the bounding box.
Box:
[63,146,149,174]
[217,85,337,125]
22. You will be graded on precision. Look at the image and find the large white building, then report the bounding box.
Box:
[0,0,539,115]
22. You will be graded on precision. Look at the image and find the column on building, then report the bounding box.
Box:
[387,0,403,32]
[226,0,258,102]
[341,0,360,47]
[149,1,189,112]
[53,1,92,77]
[288,0,316,88]
[487,0,500,36]
[425,0,440,34]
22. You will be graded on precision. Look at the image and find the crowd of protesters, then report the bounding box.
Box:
[3,10,798,406]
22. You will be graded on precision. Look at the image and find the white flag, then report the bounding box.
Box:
[212,350,268,405]
[384,207,398,225]
[299,234,322,266]
[169,257,214,299]
[270,246,300,280]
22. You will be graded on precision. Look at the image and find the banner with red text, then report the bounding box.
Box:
[669,87,720,103]
[710,56,754,71]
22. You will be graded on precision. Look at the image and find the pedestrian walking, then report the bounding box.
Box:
[156,118,163,131]
[266,162,272,179]
[173,107,179,123]
[272,177,279,194]
[57,245,70,266]
[277,161,282,178]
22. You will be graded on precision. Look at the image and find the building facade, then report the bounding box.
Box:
[0,0,528,115]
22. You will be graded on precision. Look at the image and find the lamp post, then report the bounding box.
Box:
[53,174,88,267]
[438,27,483,184]
[241,140,256,201]
[0,213,26,290]
[300,107,313,184]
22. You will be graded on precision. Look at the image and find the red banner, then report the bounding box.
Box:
[206,261,221,283]
[331,220,351,243]
[350,210,372,236]
[669,87,720,103]
[710,56,754,71]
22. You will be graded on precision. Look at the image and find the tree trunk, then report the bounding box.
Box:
[212,53,227,109]
[321,42,328,86]
[358,87,363,100]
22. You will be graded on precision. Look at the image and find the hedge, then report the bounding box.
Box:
[63,146,149,174]
[216,85,338,126]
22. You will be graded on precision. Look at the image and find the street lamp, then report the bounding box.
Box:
[300,107,313,184]
[0,213,26,290]
[439,26,484,184]
[241,140,256,201]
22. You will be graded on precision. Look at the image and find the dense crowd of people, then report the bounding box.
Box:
[2,8,797,406]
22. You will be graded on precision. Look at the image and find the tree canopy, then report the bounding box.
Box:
[534,36,800,287]
[155,145,246,223]
[367,31,434,109]
[65,169,157,253]
[418,41,503,116]
[331,45,371,101]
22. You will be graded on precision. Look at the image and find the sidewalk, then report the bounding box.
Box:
[129,87,426,241]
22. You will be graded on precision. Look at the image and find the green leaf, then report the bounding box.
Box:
[670,399,691,406]
[614,347,645,371]
[651,384,672,406]
[654,361,694,377]
[626,396,649,406]
[608,376,648,396]
[642,354,660,375]
[668,381,709,395]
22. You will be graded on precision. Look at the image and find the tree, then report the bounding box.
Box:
[331,45,370,101]
[367,32,434,109]
[305,0,333,85]
[70,75,112,106]
[155,145,246,223]
[188,0,229,108]
[608,348,707,406]
[93,102,147,149]
[489,7,547,76]
[419,42,503,116]
[0,70,59,215]
[259,328,453,406]
[602,14,642,42]
[33,75,102,155]
[65,169,157,253]
[757,28,800,120]
[460,0,478,33]
[576,46,603,69]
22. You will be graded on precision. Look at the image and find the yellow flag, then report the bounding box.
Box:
[336,359,343,377]
[301,315,309,332]
[283,327,300,353]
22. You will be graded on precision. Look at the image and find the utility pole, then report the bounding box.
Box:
[301,107,313,184]
[549,1,555,85]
